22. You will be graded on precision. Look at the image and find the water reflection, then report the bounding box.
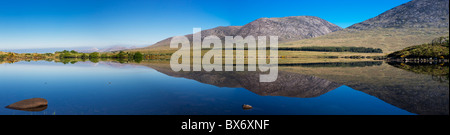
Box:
[387,62,449,83]
[127,60,448,115]
[0,57,143,64]
[1,60,413,115]
[1,59,447,115]
[138,62,341,98]
[280,61,449,115]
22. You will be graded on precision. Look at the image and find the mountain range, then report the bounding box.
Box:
[0,46,138,54]
[283,0,449,53]
[75,46,138,53]
[143,16,342,50]
[348,0,449,30]
[134,0,449,53]
[0,47,95,54]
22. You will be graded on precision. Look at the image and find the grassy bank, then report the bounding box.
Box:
[281,28,449,53]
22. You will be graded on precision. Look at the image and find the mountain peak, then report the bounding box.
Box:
[237,16,342,41]
[348,0,449,30]
[144,16,342,49]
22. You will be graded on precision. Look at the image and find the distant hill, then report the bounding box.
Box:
[146,26,243,49]
[0,46,137,54]
[75,46,138,53]
[283,0,450,53]
[138,16,342,51]
[0,47,94,54]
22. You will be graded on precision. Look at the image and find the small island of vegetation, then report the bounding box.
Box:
[387,36,449,60]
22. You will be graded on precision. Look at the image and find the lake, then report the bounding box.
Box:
[0,60,448,115]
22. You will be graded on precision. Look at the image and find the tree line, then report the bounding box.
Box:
[57,50,144,62]
[204,46,383,53]
[278,46,383,53]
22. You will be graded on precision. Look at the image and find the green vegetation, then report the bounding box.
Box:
[57,50,144,61]
[1,49,148,64]
[111,51,127,58]
[89,52,100,59]
[278,46,383,53]
[133,52,143,63]
[387,37,449,58]
[80,53,88,59]
[0,52,54,63]
[143,53,172,60]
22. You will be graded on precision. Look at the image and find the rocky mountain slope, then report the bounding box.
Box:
[143,16,342,50]
[236,16,342,41]
[283,0,450,53]
[348,0,449,30]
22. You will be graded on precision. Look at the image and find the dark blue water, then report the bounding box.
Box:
[0,61,413,115]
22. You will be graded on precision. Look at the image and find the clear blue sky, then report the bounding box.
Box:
[0,0,411,50]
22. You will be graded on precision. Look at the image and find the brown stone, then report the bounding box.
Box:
[5,98,48,111]
[242,104,253,110]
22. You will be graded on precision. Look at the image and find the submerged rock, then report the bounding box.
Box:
[242,104,253,110]
[5,98,48,111]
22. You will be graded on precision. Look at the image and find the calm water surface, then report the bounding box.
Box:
[0,60,447,115]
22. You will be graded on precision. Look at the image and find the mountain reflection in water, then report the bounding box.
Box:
[137,61,448,115]
[0,60,447,115]
[140,64,341,98]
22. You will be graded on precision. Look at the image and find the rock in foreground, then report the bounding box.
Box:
[5,98,48,111]
[242,104,253,110]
